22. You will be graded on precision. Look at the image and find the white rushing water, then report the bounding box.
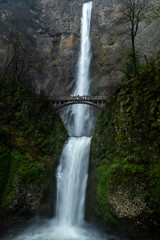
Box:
[54,1,96,232]
[8,2,114,240]
[72,1,93,137]
[55,137,91,227]
[62,2,94,137]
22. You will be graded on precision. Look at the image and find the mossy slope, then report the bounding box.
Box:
[0,74,67,227]
[87,59,160,239]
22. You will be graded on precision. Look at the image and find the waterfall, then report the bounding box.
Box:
[55,1,93,227]
[73,1,93,137]
[55,137,91,226]
[11,2,110,239]
[62,2,94,137]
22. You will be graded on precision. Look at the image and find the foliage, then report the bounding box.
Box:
[95,165,119,226]
[0,73,67,220]
[123,50,140,78]
[0,144,10,204]
[87,58,160,234]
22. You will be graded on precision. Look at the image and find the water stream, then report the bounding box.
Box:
[55,3,94,229]
[55,137,91,227]
[2,2,120,240]
[62,2,94,137]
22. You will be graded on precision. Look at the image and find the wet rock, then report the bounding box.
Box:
[0,0,159,98]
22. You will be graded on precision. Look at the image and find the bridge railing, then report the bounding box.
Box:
[50,96,107,101]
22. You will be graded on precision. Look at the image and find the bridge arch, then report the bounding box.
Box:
[50,96,107,110]
[52,100,103,110]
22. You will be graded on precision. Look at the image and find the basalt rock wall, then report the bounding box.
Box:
[0,0,159,97]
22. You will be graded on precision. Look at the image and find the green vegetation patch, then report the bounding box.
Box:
[0,74,67,221]
[87,58,160,233]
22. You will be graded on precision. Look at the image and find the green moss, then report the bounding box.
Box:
[0,145,10,204]
[0,74,67,220]
[87,58,160,234]
[95,165,119,225]
[92,76,100,87]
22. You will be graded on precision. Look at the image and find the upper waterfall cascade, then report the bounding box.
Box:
[61,1,94,137]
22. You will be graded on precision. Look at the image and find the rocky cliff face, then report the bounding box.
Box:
[90,0,160,95]
[31,0,83,96]
[0,0,159,98]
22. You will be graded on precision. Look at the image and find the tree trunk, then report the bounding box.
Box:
[131,34,137,75]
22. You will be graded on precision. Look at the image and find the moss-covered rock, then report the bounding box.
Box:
[86,59,160,239]
[0,74,68,227]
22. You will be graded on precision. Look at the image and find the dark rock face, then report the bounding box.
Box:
[7,178,43,216]
[31,0,83,96]
[0,0,159,98]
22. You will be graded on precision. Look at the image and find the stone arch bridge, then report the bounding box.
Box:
[50,96,107,110]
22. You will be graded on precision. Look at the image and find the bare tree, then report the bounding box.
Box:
[0,0,40,78]
[3,35,32,77]
[120,0,151,75]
